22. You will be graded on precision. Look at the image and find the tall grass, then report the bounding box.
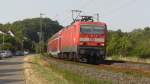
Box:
[32,56,112,84]
[32,56,69,84]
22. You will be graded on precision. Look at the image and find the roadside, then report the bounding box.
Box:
[24,55,110,84]
[24,54,69,84]
[0,56,25,84]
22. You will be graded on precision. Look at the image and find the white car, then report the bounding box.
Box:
[24,51,29,55]
[0,50,13,58]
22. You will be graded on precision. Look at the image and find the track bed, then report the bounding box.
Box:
[43,56,150,84]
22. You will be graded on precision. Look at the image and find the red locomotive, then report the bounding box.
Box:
[48,16,107,64]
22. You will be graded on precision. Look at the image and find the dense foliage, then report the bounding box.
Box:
[0,18,62,52]
[0,18,149,58]
[107,27,150,58]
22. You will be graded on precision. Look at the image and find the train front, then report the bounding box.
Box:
[78,22,107,64]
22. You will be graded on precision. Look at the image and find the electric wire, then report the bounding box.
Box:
[52,0,138,27]
[104,0,138,17]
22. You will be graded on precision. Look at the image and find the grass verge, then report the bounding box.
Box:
[31,55,112,84]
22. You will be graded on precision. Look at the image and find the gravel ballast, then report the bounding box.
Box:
[44,57,150,84]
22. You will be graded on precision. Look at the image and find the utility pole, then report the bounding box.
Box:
[22,39,24,51]
[2,33,4,50]
[39,13,45,53]
[96,13,100,22]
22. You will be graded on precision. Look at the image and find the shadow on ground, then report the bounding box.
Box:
[0,69,22,74]
[100,60,126,65]
[0,79,24,84]
[0,61,23,66]
[0,73,16,77]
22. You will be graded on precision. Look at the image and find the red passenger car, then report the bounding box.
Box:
[48,16,107,64]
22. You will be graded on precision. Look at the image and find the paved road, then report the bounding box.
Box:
[0,56,25,84]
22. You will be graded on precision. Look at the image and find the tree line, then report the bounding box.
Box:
[107,27,150,58]
[0,17,149,58]
[0,18,62,52]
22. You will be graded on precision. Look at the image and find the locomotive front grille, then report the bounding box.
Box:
[78,46,105,55]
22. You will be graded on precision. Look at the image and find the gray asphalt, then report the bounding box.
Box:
[0,56,25,84]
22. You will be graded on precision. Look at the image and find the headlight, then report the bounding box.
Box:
[101,43,105,46]
[80,42,84,45]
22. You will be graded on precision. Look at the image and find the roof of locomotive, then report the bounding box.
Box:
[48,21,107,41]
[59,21,107,34]
[64,21,106,29]
[75,21,106,26]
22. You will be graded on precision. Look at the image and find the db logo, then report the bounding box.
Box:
[89,38,95,41]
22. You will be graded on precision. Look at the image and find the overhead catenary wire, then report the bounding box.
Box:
[52,0,138,27]
[79,0,94,10]
[103,0,138,18]
[58,0,94,26]
[51,0,98,26]
[79,0,138,19]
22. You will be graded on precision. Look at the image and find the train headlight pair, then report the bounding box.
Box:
[101,43,105,46]
[80,42,86,45]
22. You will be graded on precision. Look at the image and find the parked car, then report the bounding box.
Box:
[24,50,29,55]
[0,54,2,60]
[15,51,24,56]
[0,50,13,58]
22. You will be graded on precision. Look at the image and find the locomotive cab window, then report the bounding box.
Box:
[80,25,105,34]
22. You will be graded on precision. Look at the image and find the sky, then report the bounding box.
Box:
[0,0,149,32]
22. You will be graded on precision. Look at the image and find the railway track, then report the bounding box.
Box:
[98,60,150,73]
[46,56,150,74]
[43,56,150,84]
